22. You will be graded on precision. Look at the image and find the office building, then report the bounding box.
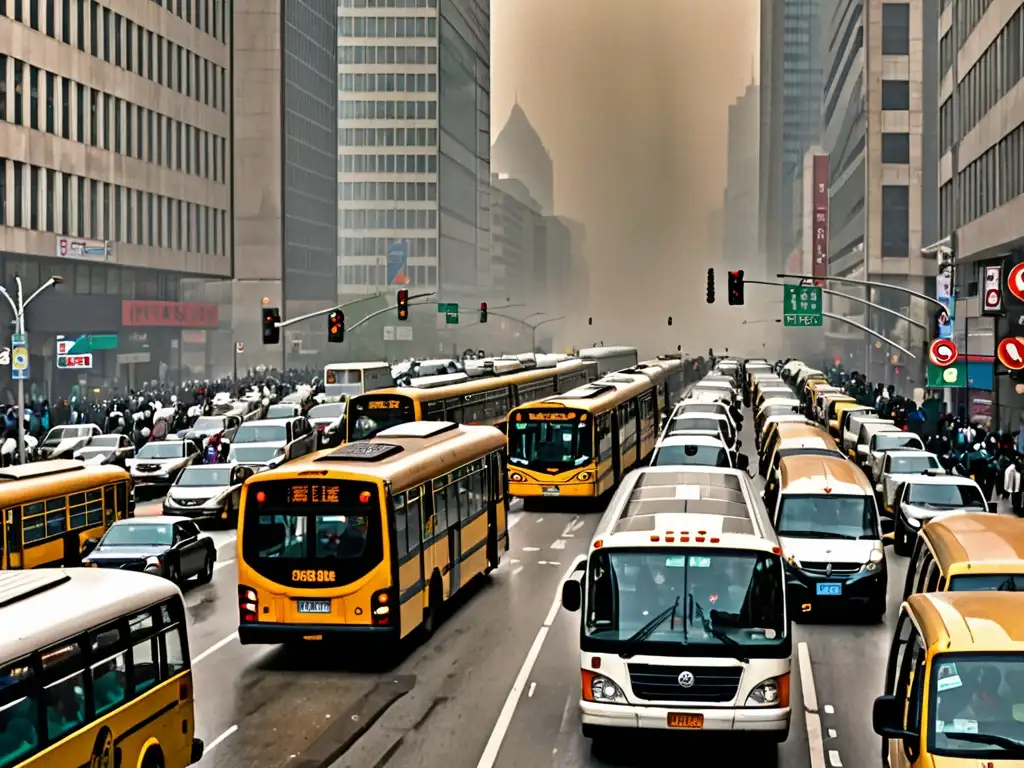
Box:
[337,0,492,307]
[758,0,833,269]
[0,0,231,392]
[723,82,760,275]
[822,0,938,384]
[491,100,553,215]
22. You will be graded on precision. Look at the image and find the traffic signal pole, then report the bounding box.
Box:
[271,291,384,331]
[344,293,437,334]
[745,279,926,329]
[775,273,947,314]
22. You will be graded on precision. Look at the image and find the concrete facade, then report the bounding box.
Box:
[723,83,760,277]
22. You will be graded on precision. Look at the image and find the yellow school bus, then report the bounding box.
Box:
[1,460,134,570]
[506,371,659,502]
[236,421,510,645]
[624,357,687,415]
[0,569,203,767]
[346,359,595,441]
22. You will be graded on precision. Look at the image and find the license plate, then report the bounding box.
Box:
[816,583,842,596]
[542,486,560,496]
[296,600,331,614]
[667,713,704,729]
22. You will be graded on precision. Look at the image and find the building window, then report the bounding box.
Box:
[881,132,910,163]
[29,67,39,130]
[45,71,54,133]
[881,185,909,257]
[881,3,910,55]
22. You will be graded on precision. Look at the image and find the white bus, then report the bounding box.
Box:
[323,362,393,398]
[578,346,639,377]
[560,466,791,751]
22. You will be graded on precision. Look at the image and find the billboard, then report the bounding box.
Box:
[811,155,830,285]
[387,240,409,285]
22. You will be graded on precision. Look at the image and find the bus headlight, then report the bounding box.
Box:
[510,472,524,482]
[582,670,626,704]
[746,674,788,706]
[574,471,592,481]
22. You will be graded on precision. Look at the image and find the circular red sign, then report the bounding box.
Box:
[1007,263,1024,303]
[985,287,1001,308]
[997,337,1024,371]
[928,338,958,367]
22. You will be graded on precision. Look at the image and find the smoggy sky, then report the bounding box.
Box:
[491,0,761,355]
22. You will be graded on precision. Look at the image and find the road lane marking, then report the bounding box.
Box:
[823,704,834,714]
[213,559,234,572]
[798,641,827,768]
[512,565,524,576]
[536,517,544,523]
[193,632,238,664]
[522,546,540,552]
[828,750,842,767]
[827,728,837,738]
[476,555,585,768]
[561,516,580,536]
[527,682,536,698]
[204,724,238,754]
[509,513,523,529]
[550,539,566,549]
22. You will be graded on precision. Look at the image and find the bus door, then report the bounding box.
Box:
[610,408,622,481]
[485,453,500,567]
[103,485,116,527]
[447,483,461,594]
[421,484,438,601]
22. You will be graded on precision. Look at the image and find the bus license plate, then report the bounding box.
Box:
[297,600,332,614]
[816,583,842,596]
[667,713,703,729]
[542,487,560,496]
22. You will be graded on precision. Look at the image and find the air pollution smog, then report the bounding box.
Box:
[492,0,760,358]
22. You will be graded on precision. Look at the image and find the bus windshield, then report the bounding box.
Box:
[583,548,786,657]
[348,395,416,440]
[508,410,592,468]
[241,479,384,587]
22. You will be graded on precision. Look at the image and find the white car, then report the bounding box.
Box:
[126,439,202,490]
[38,424,102,460]
[651,434,748,471]
[891,474,991,555]
[867,431,927,483]
[665,413,736,447]
[876,451,943,513]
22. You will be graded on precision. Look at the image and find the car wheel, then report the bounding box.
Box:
[197,552,214,584]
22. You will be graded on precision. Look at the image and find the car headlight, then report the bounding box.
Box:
[144,556,162,573]
[865,548,884,572]
[746,676,785,706]
[585,672,627,704]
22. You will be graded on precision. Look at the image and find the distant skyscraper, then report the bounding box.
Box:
[491,100,554,215]
[723,82,760,275]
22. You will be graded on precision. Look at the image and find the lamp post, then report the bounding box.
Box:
[0,275,63,464]
[527,316,565,351]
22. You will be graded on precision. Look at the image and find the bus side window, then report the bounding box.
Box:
[0,656,40,762]
[393,493,408,559]
[85,490,103,526]
[406,489,422,555]
[897,623,926,762]
[90,623,128,716]
[923,560,942,593]
[41,638,86,742]
[432,478,448,533]
[115,482,127,520]
[499,450,510,502]
[128,611,160,695]
[45,498,68,538]
[103,486,115,526]
[22,503,45,544]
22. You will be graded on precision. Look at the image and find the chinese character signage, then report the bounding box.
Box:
[121,301,219,328]
[811,155,830,286]
[783,284,823,327]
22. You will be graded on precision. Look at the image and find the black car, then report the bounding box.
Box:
[82,517,216,585]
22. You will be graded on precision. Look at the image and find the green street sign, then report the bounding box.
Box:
[66,334,119,354]
[927,361,963,387]
[445,303,459,325]
[437,303,446,314]
[783,285,823,327]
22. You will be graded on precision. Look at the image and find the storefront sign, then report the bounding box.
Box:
[56,236,111,261]
[58,354,93,369]
[121,301,218,328]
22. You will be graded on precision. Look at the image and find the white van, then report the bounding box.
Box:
[323,362,393,397]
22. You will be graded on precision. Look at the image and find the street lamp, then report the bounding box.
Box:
[527,316,565,351]
[0,275,63,464]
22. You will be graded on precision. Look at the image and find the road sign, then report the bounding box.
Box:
[396,326,413,341]
[926,363,962,387]
[983,266,1003,314]
[1008,263,1024,303]
[57,354,93,369]
[0,348,8,366]
[445,303,459,325]
[998,338,1024,370]
[11,333,28,380]
[64,334,118,354]
[437,303,446,313]
[928,338,958,367]
[783,285,823,327]
[383,326,396,341]
[235,342,244,353]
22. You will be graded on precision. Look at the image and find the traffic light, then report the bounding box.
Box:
[262,307,280,344]
[706,268,715,304]
[728,270,745,305]
[479,302,488,323]
[397,289,409,321]
[328,310,344,343]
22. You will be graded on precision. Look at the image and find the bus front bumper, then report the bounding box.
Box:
[238,622,396,645]
[510,481,596,499]
[581,701,791,734]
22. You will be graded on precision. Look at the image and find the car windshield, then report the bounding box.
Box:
[777,495,877,540]
[176,467,232,487]
[672,417,723,433]
[136,442,185,459]
[583,549,786,656]
[761,405,798,420]
[87,436,121,447]
[102,523,173,547]
[677,404,726,418]
[875,434,924,451]
[508,410,592,468]
[889,455,940,474]
[194,417,228,432]
[929,653,1024,757]
[230,445,282,463]
[265,405,298,419]
[43,427,91,445]
[652,444,729,467]
[233,424,287,444]
[308,403,345,419]
[949,574,1024,592]
[907,483,986,509]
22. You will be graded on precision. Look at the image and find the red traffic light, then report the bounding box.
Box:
[397,289,409,321]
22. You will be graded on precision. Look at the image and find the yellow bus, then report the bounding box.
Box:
[1,460,135,570]
[626,357,687,414]
[346,359,595,441]
[0,569,203,768]
[506,371,659,502]
[236,421,510,645]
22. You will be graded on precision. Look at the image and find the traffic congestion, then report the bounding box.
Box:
[4,350,1024,768]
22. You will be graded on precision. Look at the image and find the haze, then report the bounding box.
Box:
[492,0,760,356]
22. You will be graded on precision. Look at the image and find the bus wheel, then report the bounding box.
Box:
[140,746,164,768]
[422,574,442,638]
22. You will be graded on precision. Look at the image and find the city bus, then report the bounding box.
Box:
[506,371,659,502]
[346,359,595,441]
[323,362,394,398]
[0,569,203,767]
[578,346,639,377]
[1,460,134,570]
[236,421,510,645]
[625,358,687,415]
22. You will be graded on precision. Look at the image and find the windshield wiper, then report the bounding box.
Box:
[618,596,680,660]
[689,597,749,663]
[943,731,1024,753]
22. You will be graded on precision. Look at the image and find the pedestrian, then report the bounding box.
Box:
[1005,458,1023,516]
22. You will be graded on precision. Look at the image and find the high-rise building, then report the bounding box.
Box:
[0,0,232,391]
[337,0,491,304]
[490,174,540,305]
[491,100,554,215]
[822,0,937,384]
[723,82,760,276]
[758,0,833,269]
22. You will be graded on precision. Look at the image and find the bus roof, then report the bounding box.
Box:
[578,346,638,359]
[325,361,388,370]
[0,460,130,506]
[0,569,182,663]
[527,373,651,411]
[923,513,1024,568]
[907,591,1024,650]
[252,421,506,491]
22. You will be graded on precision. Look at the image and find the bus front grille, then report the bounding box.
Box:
[627,664,742,703]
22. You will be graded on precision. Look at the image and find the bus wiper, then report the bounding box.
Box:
[690,598,749,664]
[943,731,1024,753]
[618,596,680,660]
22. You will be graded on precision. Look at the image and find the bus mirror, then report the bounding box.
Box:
[561,579,582,612]
[872,695,913,739]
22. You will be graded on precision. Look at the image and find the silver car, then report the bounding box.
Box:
[891,474,992,556]
[127,439,202,491]
[163,464,255,526]
[73,434,135,467]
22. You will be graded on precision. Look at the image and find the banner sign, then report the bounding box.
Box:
[811,155,830,286]
[121,301,218,328]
